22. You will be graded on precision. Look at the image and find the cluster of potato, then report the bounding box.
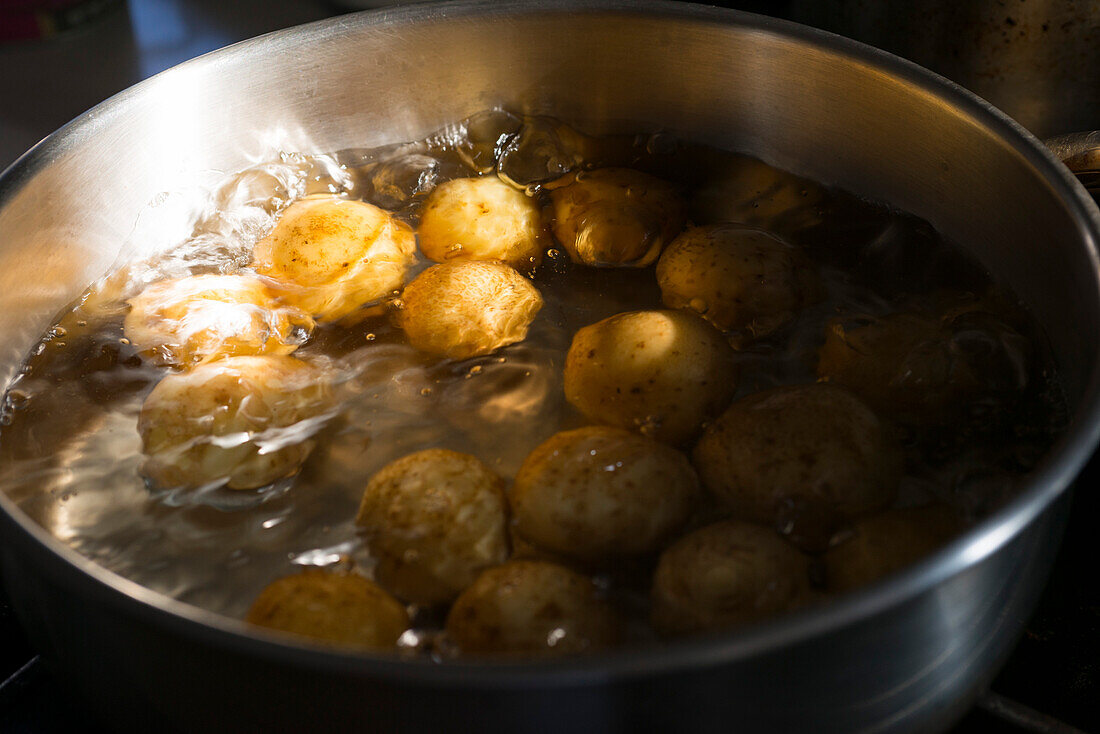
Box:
[123,126,989,658]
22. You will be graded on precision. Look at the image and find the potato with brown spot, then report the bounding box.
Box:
[139,355,332,490]
[417,176,546,272]
[651,520,813,635]
[656,224,820,340]
[693,383,901,524]
[549,168,684,267]
[355,449,509,605]
[511,426,699,560]
[246,569,408,650]
[395,260,543,360]
[252,195,417,322]
[824,505,966,592]
[124,273,313,367]
[563,309,737,444]
[445,560,619,656]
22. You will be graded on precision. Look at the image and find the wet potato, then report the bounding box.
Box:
[651,520,813,635]
[138,355,332,491]
[563,309,738,445]
[692,383,902,525]
[511,426,700,560]
[817,300,1030,426]
[417,175,546,272]
[355,448,509,605]
[445,560,619,656]
[252,195,418,322]
[246,568,409,650]
[656,223,821,340]
[395,260,544,361]
[549,167,684,267]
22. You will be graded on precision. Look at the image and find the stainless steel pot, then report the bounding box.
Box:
[2,2,1100,732]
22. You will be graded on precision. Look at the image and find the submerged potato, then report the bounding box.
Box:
[656,224,820,339]
[823,505,966,592]
[445,560,619,656]
[563,309,737,444]
[651,520,813,635]
[417,176,546,271]
[511,426,699,559]
[693,383,901,524]
[124,274,313,367]
[139,355,331,490]
[396,260,543,360]
[252,195,417,322]
[355,449,509,605]
[549,168,684,267]
[246,569,408,650]
[817,303,1030,425]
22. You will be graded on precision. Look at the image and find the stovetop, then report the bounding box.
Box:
[1,1,1098,732]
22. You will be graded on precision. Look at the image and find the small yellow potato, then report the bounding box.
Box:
[246,568,408,650]
[563,309,738,445]
[511,426,699,559]
[252,195,417,322]
[549,168,684,267]
[656,224,820,339]
[395,260,543,360]
[689,157,825,230]
[651,520,813,635]
[417,176,546,271]
[355,449,509,605]
[124,273,313,367]
[817,303,1029,425]
[692,383,901,523]
[823,505,966,593]
[139,355,332,490]
[445,560,619,656]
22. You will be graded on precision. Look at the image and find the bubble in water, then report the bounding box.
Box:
[498,116,587,188]
[455,109,522,173]
[365,152,440,209]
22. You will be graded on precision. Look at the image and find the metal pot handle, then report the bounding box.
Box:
[1045,132,1100,197]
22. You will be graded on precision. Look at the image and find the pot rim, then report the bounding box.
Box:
[2,0,1100,688]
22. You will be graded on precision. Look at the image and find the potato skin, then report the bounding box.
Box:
[656,224,820,339]
[124,274,313,367]
[823,505,965,593]
[396,260,543,360]
[445,560,619,656]
[417,176,546,271]
[511,426,699,559]
[563,309,738,445]
[817,302,1030,426]
[355,449,509,605]
[139,355,331,490]
[651,520,812,634]
[549,168,684,267]
[246,569,408,650]
[692,383,901,523]
[252,195,417,322]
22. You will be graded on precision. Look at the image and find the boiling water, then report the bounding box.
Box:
[0,111,1065,649]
